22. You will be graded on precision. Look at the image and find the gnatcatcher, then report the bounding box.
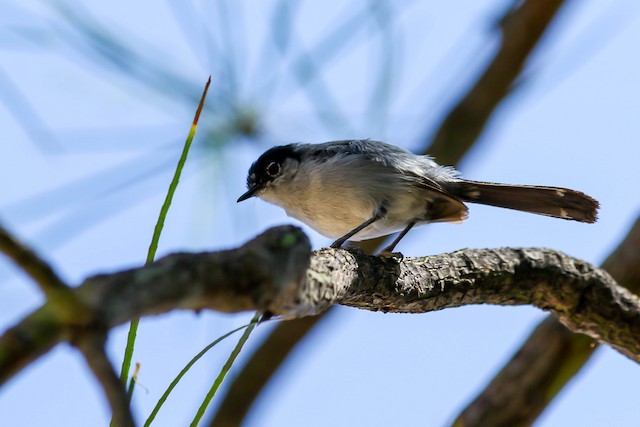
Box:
[238,140,599,255]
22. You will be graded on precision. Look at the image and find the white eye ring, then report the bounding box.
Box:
[266,161,280,177]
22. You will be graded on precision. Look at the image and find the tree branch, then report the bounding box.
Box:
[313,248,639,362]
[2,226,638,391]
[0,225,311,386]
[75,332,135,427]
[453,214,640,426]
[0,221,68,293]
[0,221,90,323]
[427,0,566,163]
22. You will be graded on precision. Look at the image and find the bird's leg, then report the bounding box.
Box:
[330,207,386,248]
[258,311,274,324]
[378,221,416,258]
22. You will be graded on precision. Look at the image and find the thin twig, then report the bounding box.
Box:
[0,221,89,323]
[0,221,68,294]
[76,332,135,427]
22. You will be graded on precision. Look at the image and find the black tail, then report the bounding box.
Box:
[453,180,599,223]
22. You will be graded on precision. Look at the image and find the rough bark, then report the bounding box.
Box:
[453,215,640,427]
[2,226,638,390]
[0,225,311,385]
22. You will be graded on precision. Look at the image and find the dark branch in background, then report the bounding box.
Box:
[76,333,135,427]
[428,0,565,163]
[453,215,640,427]
[0,222,133,427]
[1,226,639,390]
[0,219,93,330]
[0,222,75,308]
[211,1,569,425]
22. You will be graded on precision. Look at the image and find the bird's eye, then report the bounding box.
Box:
[266,161,280,177]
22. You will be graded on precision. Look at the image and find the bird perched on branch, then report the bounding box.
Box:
[238,139,599,255]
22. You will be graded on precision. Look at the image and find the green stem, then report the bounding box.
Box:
[115,77,212,421]
[144,322,254,427]
[190,313,261,427]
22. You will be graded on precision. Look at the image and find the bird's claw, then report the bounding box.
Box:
[377,250,404,261]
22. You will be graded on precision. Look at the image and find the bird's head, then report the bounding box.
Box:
[237,144,301,203]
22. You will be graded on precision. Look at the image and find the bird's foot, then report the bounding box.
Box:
[377,250,404,261]
[330,239,346,249]
[343,242,365,254]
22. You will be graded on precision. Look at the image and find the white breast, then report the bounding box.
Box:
[260,157,427,240]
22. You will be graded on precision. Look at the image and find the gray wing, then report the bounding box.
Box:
[295,139,410,163]
[295,139,459,186]
[296,140,468,223]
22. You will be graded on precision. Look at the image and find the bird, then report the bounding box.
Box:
[238,139,599,255]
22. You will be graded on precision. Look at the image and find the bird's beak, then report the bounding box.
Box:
[237,187,259,202]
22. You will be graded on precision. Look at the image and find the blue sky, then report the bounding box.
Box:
[1,1,639,426]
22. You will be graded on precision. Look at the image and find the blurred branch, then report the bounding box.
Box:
[55,2,198,103]
[2,226,639,393]
[0,225,310,386]
[427,0,565,164]
[76,333,135,427]
[0,221,91,323]
[0,68,62,152]
[453,214,640,427]
[213,1,570,423]
[0,219,134,426]
[0,221,68,294]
